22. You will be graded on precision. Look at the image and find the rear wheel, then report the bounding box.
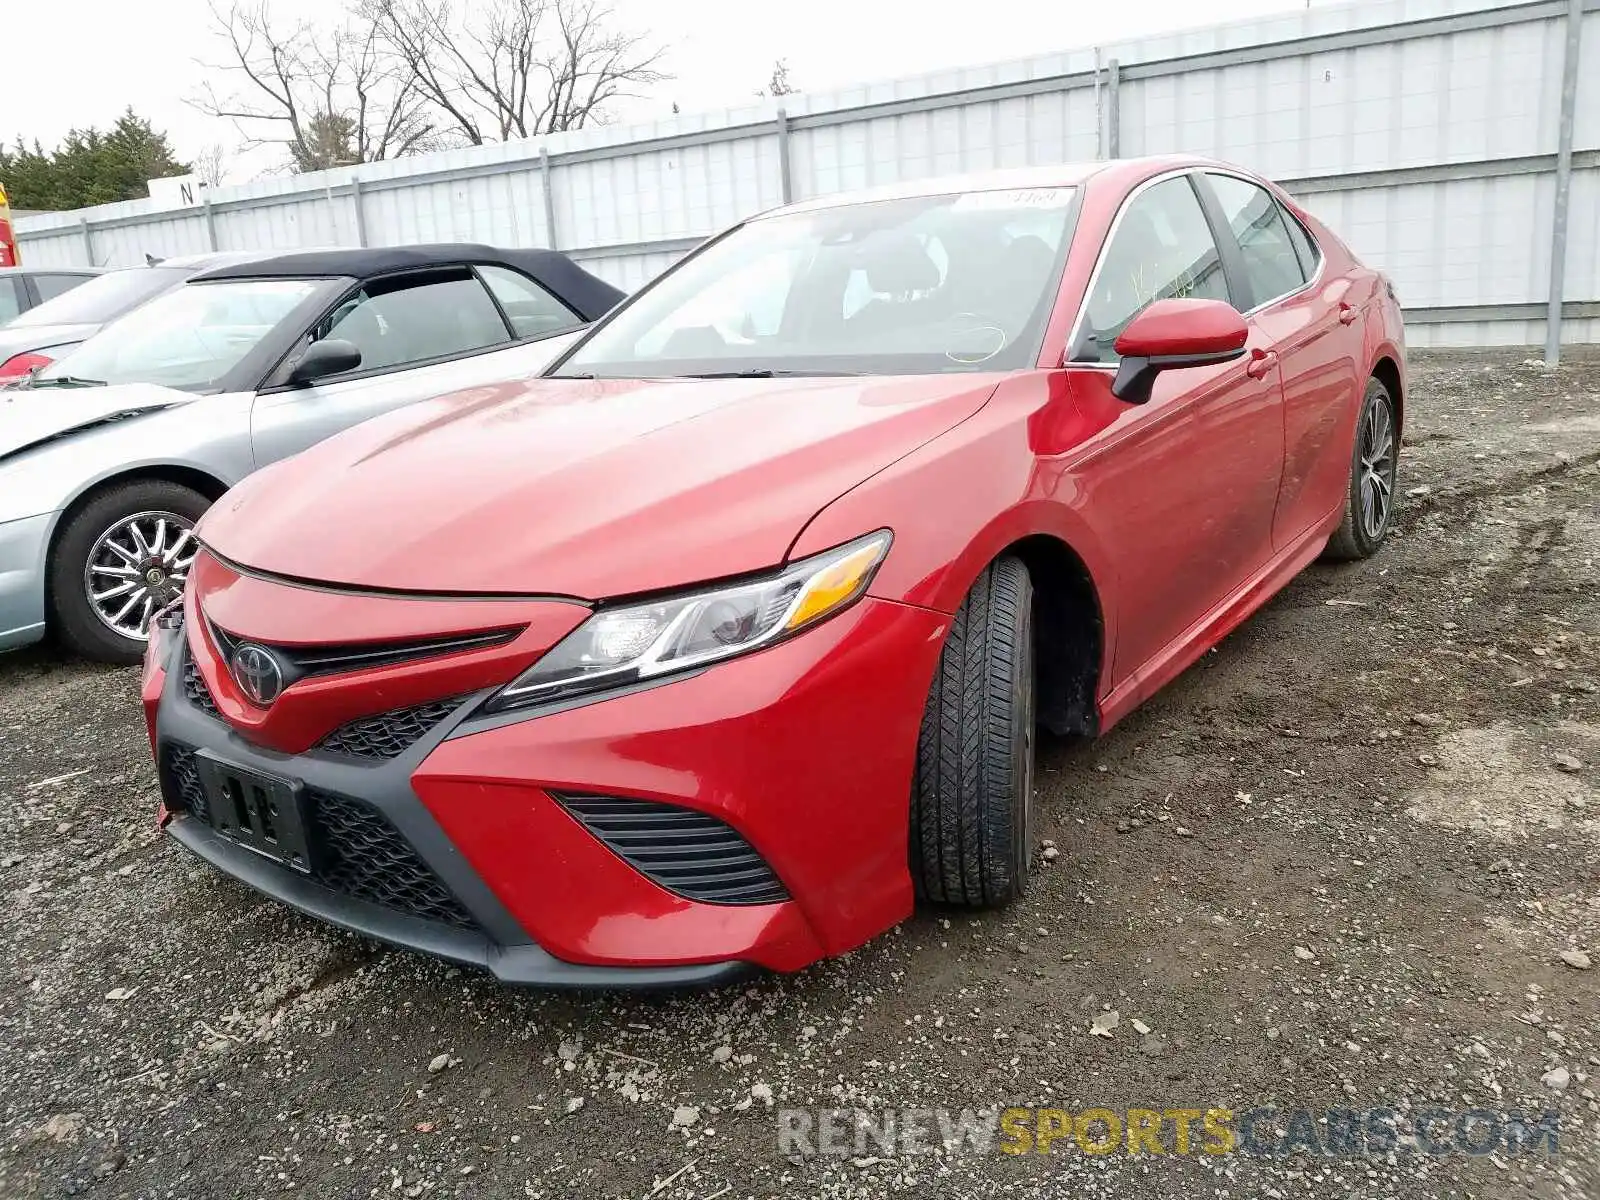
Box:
[1323,377,1399,561]
[49,480,210,664]
[910,556,1036,907]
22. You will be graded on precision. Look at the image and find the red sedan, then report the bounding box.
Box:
[145,156,1404,987]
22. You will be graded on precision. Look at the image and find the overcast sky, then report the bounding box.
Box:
[9,0,1313,180]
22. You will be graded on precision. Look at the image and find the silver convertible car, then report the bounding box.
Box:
[0,244,623,662]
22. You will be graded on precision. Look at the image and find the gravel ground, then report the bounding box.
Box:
[2,346,1598,1200]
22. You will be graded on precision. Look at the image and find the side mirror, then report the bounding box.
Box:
[1110,299,1248,405]
[286,338,363,386]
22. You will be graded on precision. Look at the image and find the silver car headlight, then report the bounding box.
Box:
[487,530,892,712]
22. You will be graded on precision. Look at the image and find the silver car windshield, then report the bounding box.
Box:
[35,278,320,391]
[555,187,1076,379]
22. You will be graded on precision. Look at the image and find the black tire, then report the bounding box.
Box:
[49,479,212,665]
[1323,377,1399,562]
[910,556,1036,907]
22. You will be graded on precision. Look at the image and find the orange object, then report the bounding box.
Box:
[0,182,17,267]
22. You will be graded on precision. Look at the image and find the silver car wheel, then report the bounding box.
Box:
[83,510,198,642]
[1358,395,1395,542]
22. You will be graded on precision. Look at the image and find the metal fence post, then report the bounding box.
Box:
[776,107,794,204]
[79,219,94,267]
[1093,48,1105,159]
[350,177,369,248]
[540,148,559,249]
[1106,58,1122,159]
[1544,0,1584,367]
[203,198,218,251]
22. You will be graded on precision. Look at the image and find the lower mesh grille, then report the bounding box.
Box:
[306,788,477,927]
[167,745,211,819]
[162,744,478,930]
[182,657,221,719]
[317,698,467,760]
[556,793,789,905]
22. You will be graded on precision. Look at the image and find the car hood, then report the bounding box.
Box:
[203,373,1001,597]
[0,323,101,360]
[0,382,197,462]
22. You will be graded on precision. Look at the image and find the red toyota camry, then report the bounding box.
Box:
[145,156,1405,987]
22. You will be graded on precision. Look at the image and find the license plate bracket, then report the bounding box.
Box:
[194,751,315,874]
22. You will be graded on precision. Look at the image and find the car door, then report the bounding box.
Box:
[250,267,567,467]
[1199,172,1363,550]
[1063,172,1286,697]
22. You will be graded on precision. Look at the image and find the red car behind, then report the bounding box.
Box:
[145,156,1405,987]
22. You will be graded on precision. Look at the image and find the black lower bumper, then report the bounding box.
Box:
[156,644,754,992]
[167,816,752,989]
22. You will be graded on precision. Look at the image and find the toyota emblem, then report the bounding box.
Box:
[230,643,285,706]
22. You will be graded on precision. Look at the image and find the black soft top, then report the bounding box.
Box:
[191,243,624,320]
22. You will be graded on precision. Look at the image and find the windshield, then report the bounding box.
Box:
[556,187,1076,378]
[9,265,188,329]
[37,278,321,392]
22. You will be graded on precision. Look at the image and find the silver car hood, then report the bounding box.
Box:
[0,383,197,462]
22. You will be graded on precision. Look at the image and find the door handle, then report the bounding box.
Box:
[1245,349,1278,380]
[1338,302,1360,325]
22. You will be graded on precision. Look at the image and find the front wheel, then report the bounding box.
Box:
[1323,377,1399,561]
[910,556,1036,907]
[49,480,210,664]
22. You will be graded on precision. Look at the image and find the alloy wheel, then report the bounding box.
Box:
[83,511,198,641]
[1358,395,1396,542]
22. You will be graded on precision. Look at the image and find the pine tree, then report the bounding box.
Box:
[0,110,190,211]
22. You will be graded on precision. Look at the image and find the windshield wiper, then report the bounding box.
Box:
[681,368,865,379]
[27,374,107,389]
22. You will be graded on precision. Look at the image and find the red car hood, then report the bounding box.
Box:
[203,373,998,597]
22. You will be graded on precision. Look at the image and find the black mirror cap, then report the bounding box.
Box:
[287,338,363,386]
[1110,345,1248,406]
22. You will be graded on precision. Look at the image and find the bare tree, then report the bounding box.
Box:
[191,142,232,187]
[759,59,797,98]
[362,0,666,145]
[193,1,437,171]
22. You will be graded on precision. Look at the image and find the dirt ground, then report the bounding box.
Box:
[2,346,1598,1200]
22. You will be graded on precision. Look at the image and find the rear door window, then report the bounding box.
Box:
[476,265,582,340]
[1279,207,1321,279]
[0,277,23,323]
[34,273,91,302]
[1205,173,1307,308]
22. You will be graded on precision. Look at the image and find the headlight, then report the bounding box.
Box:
[487,530,892,712]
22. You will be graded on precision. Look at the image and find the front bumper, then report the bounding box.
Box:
[151,582,950,987]
[0,511,51,651]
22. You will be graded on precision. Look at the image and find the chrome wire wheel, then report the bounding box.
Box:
[82,510,198,641]
[1358,393,1396,542]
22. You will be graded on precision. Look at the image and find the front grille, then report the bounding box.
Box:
[209,621,521,684]
[556,793,789,905]
[181,656,221,719]
[317,698,469,760]
[162,743,478,931]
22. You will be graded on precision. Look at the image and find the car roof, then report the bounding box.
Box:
[189,243,625,321]
[763,162,1112,218]
[756,156,1245,219]
[153,250,287,272]
[0,266,103,277]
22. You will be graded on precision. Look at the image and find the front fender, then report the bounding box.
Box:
[0,397,254,526]
[787,372,1119,664]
